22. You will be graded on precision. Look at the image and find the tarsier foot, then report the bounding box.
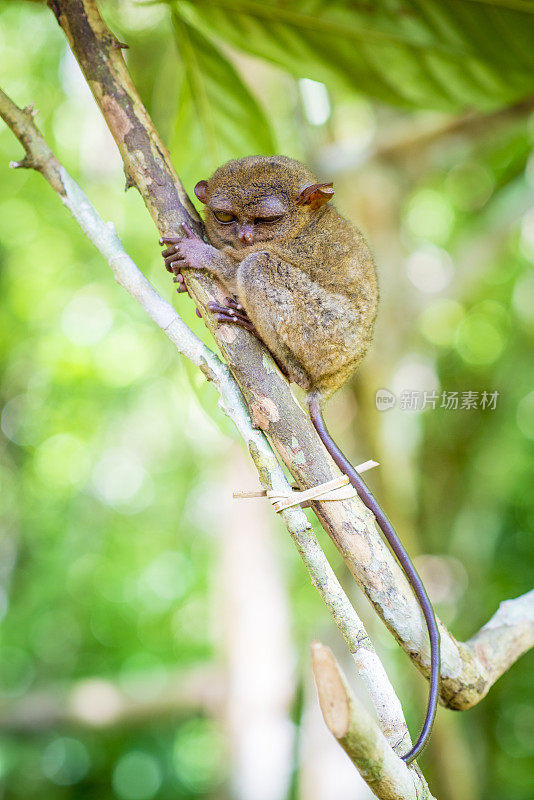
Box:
[207,299,259,335]
[224,297,243,312]
[207,300,249,322]
[207,299,289,378]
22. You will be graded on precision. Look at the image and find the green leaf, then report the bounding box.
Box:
[170,14,277,191]
[172,0,534,111]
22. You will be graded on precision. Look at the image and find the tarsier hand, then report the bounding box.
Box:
[160,222,261,336]
[160,223,216,293]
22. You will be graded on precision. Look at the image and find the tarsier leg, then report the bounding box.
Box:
[207,298,290,379]
[236,254,313,388]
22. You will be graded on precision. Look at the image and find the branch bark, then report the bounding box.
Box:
[466,589,534,689]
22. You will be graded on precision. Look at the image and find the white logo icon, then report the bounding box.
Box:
[375,389,396,411]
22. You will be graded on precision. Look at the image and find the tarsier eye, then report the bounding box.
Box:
[254,215,284,224]
[213,210,236,224]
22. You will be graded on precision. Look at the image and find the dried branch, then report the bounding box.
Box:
[311,643,434,800]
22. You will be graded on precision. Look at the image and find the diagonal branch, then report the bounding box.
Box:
[43,0,534,713]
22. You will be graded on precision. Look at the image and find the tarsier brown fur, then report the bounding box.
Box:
[161,156,440,763]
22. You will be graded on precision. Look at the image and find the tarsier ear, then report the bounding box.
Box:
[194,180,209,203]
[296,182,334,210]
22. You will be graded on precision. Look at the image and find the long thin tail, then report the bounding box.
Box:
[308,394,440,764]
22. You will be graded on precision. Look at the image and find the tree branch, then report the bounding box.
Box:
[44,0,452,704]
[311,643,434,800]
[465,589,534,690]
[371,96,534,164]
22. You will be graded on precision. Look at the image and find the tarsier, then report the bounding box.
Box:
[161,155,440,763]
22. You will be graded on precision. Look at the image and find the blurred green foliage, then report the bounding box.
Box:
[172,0,534,109]
[0,1,533,799]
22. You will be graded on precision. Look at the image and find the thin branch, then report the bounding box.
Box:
[311,643,435,800]
[0,87,64,192]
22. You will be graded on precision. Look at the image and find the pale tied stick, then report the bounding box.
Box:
[234,461,379,513]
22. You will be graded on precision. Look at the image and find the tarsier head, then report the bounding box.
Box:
[194,155,334,250]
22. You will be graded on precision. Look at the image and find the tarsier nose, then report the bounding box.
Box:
[238,226,254,244]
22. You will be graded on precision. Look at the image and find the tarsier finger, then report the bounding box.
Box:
[163,253,186,267]
[181,222,196,239]
[161,245,181,258]
[164,254,182,270]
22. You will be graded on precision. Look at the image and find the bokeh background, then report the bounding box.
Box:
[1,2,533,799]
